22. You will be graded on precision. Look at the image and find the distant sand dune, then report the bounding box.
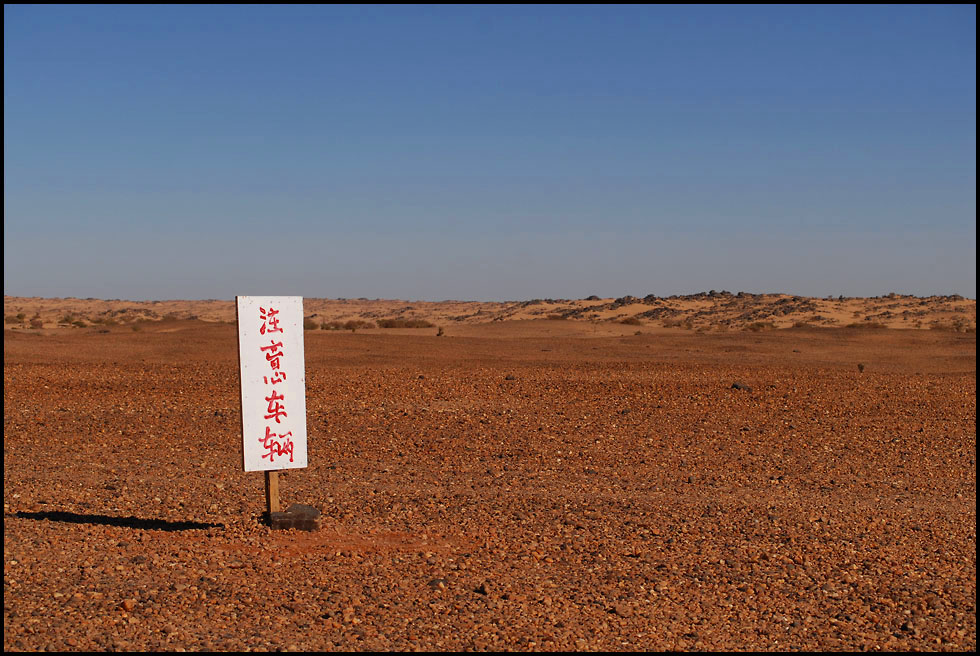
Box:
[3,292,975,333]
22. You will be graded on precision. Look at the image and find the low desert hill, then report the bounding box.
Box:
[3,291,975,333]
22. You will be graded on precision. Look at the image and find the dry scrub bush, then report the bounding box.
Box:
[345,320,374,332]
[303,317,319,330]
[376,318,435,329]
[931,318,976,333]
[746,321,776,332]
[846,322,887,329]
[619,317,643,326]
[321,320,375,332]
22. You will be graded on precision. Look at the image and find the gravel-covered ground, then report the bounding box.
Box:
[4,322,976,651]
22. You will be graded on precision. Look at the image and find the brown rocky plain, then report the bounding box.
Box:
[3,293,976,651]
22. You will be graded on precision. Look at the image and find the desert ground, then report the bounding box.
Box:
[3,295,977,651]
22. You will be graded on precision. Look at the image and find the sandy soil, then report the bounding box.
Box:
[4,292,976,333]
[3,321,976,651]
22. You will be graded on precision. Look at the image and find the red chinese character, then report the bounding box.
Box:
[259,307,283,335]
[264,390,287,423]
[260,426,294,462]
[260,340,284,369]
[264,371,287,385]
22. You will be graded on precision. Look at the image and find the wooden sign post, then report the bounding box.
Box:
[237,296,319,530]
[265,471,281,514]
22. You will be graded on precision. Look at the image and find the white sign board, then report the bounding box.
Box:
[237,296,308,471]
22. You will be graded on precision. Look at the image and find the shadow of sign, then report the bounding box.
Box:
[9,511,222,532]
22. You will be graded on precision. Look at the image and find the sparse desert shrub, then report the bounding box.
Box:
[930,319,976,333]
[792,321,811,329]
[846,322,887,329]
[376,318,435,329]
[585,295,601,301]
[344,319,374,332]
[619,317,643,326]
[746,321,776,332]
[662,318,683,328]
[857,363,865,373]
[4,315,21,324]
[952,318,976,333]
[546,314,567,320]
[131,324,143,332]
[71,320,87,328]
[16,313,26,321]
[303,317,319,330]
[344,320,375,332]
[29,318,44,329]
[320,320,374,331]
[436,327,444,337]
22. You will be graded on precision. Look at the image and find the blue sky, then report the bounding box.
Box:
[4,5,976,300]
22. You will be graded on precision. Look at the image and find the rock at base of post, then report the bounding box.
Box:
[266,503,322,531]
